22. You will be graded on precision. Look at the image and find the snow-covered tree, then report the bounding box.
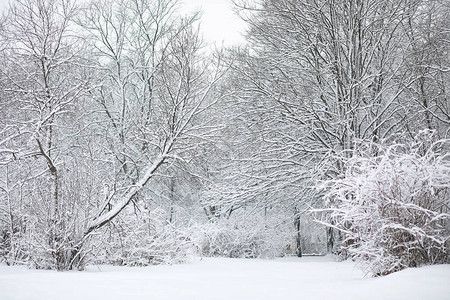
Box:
[0,0,227,270]
[0,0,92,270]
[221,0,450,254]
[79,0,227,237]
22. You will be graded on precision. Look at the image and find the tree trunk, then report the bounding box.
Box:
[295,214,302,257]
[327,226,335,254]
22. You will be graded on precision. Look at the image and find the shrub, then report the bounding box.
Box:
[93,208,194,266]
[192,211,293,258]
[323,132,450,276]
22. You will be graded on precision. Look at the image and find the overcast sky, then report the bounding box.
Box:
[181,0,246,45]
[0,0,7,10]
[0,0,246,45]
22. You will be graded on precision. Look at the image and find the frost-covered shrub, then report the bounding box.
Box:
[192,211,293,258]
[93,208,194,266]
[323,133,450,276]
[0,225,28,266]
[0,209,84,270]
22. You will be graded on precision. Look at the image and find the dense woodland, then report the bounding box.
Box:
[0,0,449,276]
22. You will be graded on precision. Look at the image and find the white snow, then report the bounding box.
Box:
[0,256,449,300]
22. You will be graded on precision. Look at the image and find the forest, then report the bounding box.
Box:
[0,0,449,277]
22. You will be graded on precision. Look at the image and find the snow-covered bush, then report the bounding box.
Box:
[192,211,293,258]
[93,208,194,266]
[323,133,450,276]
[0,220,28,266]
[0,201,86,270]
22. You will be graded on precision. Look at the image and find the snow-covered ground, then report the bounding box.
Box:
[0,256,449,300]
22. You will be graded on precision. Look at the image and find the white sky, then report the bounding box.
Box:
[0,0,7,10]
[181,0,246,45]
[0,0,246,45]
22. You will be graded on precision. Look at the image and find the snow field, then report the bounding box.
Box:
[0,256,449,300]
